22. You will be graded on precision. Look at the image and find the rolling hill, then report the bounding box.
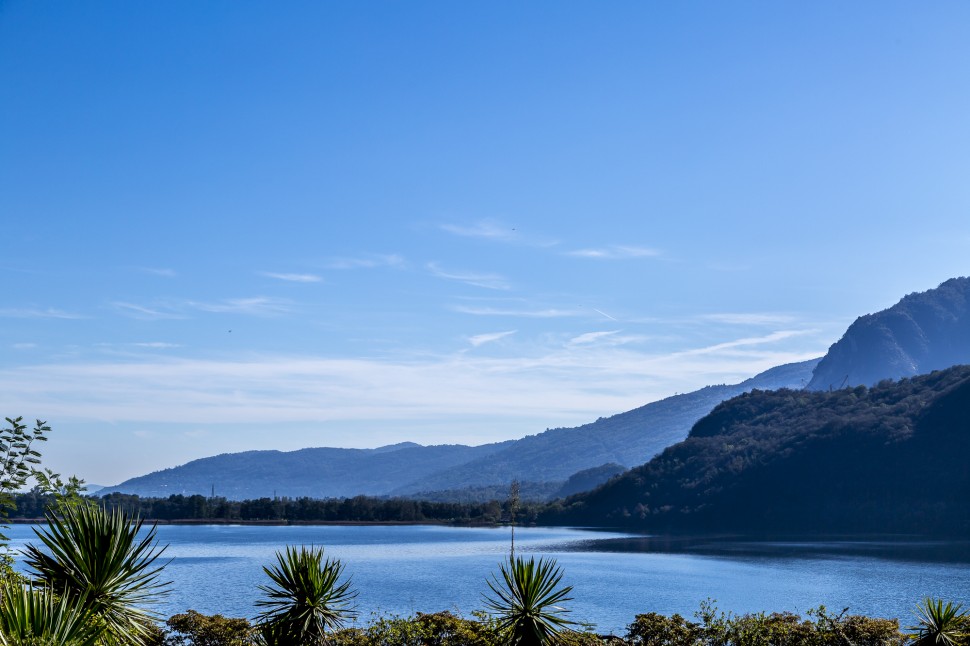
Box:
[103,360,818,500]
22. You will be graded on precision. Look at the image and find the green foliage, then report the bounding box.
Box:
[483,555,574,646]
[910,598,968,646]
[626,612,700,646]
[328,611,501,646]
[139,604,916,646]
[670,601,907,646]
[139,624,168,646]
[22,505,170,645]
[163,611,255,646]
[623,601,906,646]
[0,418,50,538]
[546,365,970,535]
[32,470,93,513]
[255,545,357,645]
[0,579,100,646]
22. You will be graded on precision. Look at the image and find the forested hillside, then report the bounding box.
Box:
[544,364,970,535]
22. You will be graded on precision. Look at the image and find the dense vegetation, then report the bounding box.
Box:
[11,491,543,525]
[145,601,935,646]
[544,364,970,534]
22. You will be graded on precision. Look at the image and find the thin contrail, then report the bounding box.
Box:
[592,308,617,321]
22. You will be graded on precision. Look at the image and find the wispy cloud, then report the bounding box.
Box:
[2,341,824,434]
[676,330,815,357]
[115,297,292,319]
[324,254,405,270]
[259,272,323,283]
[427,262,510,290]
[569,330,621,345]
[566,245,661,259]
[440,219,514,240]
[467,330,517,347]
[590,307,617,321]
[439,219,558,247]
[12,343,37,350]
[188,297,292,316]
[113,302,185,321]
[451,305,582,318]
[131,342,181,349]
[0,307,87,319]
[700,313,797,326]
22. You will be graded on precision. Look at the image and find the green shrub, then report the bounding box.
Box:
[626,612,700,646]
[329,611,500,646]
[686,601,906,646]
[557,629,620,645]
[165,610,255,646]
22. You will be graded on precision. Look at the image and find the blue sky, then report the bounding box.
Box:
[2,2,969,486]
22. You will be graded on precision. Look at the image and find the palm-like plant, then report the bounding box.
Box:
[910,597,968,646]
[255,545,357,645]
[21,505,170,645]
[483,555,574,646]
[0,579,100,646]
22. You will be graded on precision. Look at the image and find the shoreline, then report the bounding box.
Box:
[8,517,495,527]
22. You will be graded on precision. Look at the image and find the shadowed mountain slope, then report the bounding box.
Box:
[808,277,970,390]
[545,364,970,535]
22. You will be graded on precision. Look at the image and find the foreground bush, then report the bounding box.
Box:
[626,601,905,646]
[162,610,254,646]
[0,579,100,646]
[330,611,499,646]
[139,602,918,646]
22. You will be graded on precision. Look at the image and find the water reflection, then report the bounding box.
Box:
[563,533,970,565]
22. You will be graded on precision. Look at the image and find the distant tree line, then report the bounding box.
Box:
[10,490,542,525]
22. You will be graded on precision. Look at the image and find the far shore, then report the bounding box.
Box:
[7,517,494,527]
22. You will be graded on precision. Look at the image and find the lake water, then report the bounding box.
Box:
[6,524,969,635]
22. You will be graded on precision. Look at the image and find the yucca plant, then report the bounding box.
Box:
[21,505,170,645]
[483,555,574,646]
[255,545,357,645]
[0,579,100,646]
[910,597,968,646]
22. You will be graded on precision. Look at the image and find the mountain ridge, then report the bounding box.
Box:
[103,360,818,500]
[808,277,970,390]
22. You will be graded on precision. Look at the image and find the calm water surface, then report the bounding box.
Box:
[7,524,969,634]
